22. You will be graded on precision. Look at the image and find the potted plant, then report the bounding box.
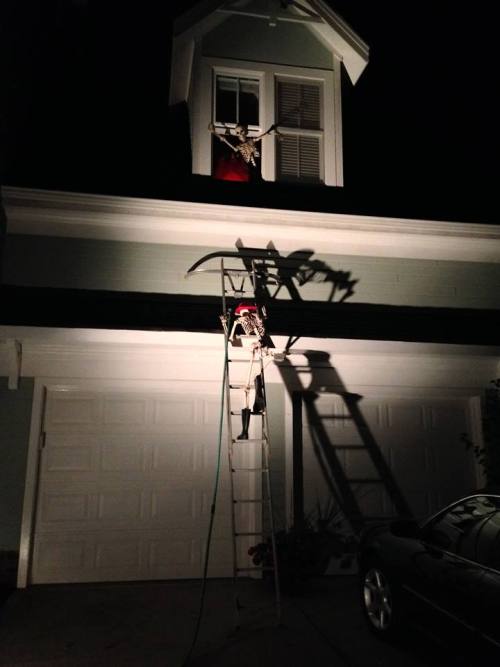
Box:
[462,379,500,489]
[248,499,356,594]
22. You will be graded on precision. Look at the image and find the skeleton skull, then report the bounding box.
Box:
[234,124,248,142]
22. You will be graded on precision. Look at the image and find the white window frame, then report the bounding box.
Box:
[212,72,262,134]
[190,56,342,186]
[274,74,325,183]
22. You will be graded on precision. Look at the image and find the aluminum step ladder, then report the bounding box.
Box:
[219,261,282,627]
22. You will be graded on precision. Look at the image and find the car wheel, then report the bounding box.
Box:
[361,565,399,638]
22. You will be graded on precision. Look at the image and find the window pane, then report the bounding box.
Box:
[215,75,259,126]
[215,76,237,124]
[239,78,259,126]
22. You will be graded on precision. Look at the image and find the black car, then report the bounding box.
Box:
[358,494,500,660]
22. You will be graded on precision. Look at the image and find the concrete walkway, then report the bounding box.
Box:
[0,577,464,666]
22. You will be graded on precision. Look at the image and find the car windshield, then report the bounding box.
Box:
[423,495,500,569]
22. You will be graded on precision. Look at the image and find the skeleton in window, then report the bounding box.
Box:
[208,122,281,167]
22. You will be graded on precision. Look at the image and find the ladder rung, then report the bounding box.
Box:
[229,383,250,389]
[234,499,263,504]
[228,358,253,363]
[331,445,366,450]
[236,566,274,573]
[318,415,354,420]
[235,532,262,537]
[232,467,269,473]
[223,269,253,276]
[232,438,266,444]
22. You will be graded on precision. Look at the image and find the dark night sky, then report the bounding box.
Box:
[1,0,497,223]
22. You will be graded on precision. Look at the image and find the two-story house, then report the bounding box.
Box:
[1,0,499,588]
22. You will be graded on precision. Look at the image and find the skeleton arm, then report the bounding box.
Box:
[208,123,238,152]
[253,123,282,142]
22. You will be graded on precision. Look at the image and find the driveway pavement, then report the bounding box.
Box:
[0,576,471,666]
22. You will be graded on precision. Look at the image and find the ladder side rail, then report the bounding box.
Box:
[221,260,240,619]
[259,354,282,623]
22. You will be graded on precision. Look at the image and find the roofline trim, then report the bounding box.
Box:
[3,187,500,264]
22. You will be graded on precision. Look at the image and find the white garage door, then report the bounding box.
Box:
[300,393,478,526]
[31,385,257,584]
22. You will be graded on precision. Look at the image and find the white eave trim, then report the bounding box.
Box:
[309,0,369,84]
[3,186,500,263]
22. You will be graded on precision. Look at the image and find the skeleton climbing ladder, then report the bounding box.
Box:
[187,258,281,627]
[222,260,281,626]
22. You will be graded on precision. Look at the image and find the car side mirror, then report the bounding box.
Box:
[390,519,420,539]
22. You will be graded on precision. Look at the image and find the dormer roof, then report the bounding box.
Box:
[171,0,369,105]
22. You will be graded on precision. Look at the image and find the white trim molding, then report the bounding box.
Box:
[4,187,500,263]
[1,327,500,388]
[0,339,22,389]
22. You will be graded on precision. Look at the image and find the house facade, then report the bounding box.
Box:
[1,1,499,588]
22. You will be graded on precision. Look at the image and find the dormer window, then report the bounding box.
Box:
[170,0,369,188]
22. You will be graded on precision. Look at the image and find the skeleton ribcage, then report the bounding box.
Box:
[240,313,265,338]
[237,142,259,166]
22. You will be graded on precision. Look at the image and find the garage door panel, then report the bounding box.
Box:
[35,538,87,572]
[152,398,198,426]
[302,393,477,526]
[41,491,91,523]
[45,444,94,473]
[356,484,389,518]
[386,403,426,431]
[96,539,142,569]
[388,445,430,481]
[427,404,467,432]
[31,387,250,584]
[97,489,144,522]
[103,398,148,426]
[151,488,198,523]
[344,448,380,480]
[46,394,100,428]
[203,398,223,425]
[151,437,201,474]
[101,443,145,472]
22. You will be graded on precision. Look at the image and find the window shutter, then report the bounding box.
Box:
[276,80,322,182]
[276,81,320,130]
[277,135,321,182]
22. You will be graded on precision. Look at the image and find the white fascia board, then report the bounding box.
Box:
[169,37,195,106]
[1,328,499,391]
[307,0,369,84]
[4,187,500,264]
[170,2,230,105]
